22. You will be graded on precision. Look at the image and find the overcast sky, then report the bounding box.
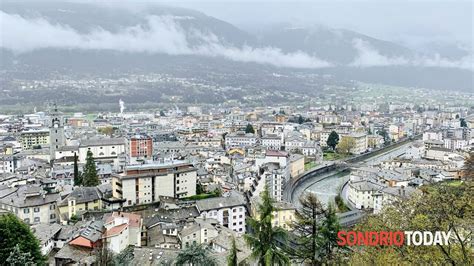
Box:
[164,0,473,48]
[4,0,473,48]
[1,0,472,69]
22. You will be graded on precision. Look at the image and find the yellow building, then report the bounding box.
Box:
[338,132,368,155]
[289,154,305,178]
[58,187,103,223]
[250,198,297,230]
[1,144,14,155]
[20,129,50,150]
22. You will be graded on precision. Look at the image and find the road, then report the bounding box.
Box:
[287,139,419,206]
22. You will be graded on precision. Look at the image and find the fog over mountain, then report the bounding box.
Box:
[1,1,473,91]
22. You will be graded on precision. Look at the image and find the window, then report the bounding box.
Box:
[24,218,30,223]
[50,214,56,219]
[23,208,29,214]
[34,207,40,212]
[34,217,40,223]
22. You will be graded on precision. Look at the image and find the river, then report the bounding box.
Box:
[304,171,350,206]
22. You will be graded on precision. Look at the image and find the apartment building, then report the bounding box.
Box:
[20,129,50,150]
[0,185,59,225]
[224,131,258,149]
[196,191,247,234]
[129,134,153,164]
[339,132,368,155]
[112,162,197,206]
[261,134,282,150]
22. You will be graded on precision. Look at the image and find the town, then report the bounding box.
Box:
[0,94,472,264]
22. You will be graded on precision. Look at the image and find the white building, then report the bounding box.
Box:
[196,191,247,234]
[112,162,197,206]
[261,134,283,150]
[0,185,59,225]
[225,132,258,149]
[0,155,18,174]
[347,179,384,210]
[103,212,142,254]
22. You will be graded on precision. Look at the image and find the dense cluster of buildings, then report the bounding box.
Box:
[0,101,472,264]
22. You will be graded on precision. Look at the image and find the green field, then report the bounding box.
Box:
[323,151,348,161]
[304,161,319,171]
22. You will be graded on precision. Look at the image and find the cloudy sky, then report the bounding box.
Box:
[1,0,472,70]
[158,0,473,47]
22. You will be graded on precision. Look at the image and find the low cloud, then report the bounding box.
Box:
[0,11,331,69]
[1,11,471,71]
[351,38,473,70]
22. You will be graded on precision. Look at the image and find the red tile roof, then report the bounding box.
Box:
[104,223,128,238]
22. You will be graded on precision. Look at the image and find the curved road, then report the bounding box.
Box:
[287,138,419,207]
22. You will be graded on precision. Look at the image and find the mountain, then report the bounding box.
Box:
[259,25,414,64]
[1,2,472,93]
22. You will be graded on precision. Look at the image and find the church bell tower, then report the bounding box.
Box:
[49,104,65,163]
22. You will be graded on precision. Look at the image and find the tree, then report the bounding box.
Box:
[73,152,82,186]
[113,246,134,265]
[337,137,356,155]
[227,237,238,266]
[245,124,255,134]
[350,181,473,265]
[244,186,289,265]
[176,244,217,266]
[95,238,114,266]
[290,193,325,265]
[326,131,339,151]
[318,205,342,263]
[377,128,391,145]
[298,115,304,124]
[463,152,474,181]
[98,126,114,137]
[160,110,166,117]
[196,183,205,195]
[460,118,467,128]
[82,150,99,186]
[6,244,35,265]
[0,214,45,265]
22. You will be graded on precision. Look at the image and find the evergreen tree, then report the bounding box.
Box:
[326,131,339,151]
[227,237,238,266]
[176,244,217,266]
[245,123,255,134]
[244,186,289,265]
[463,152,474,182]
[82,150,99,186]
[290,193,325,265]
[0,214,45,265]
[460,118,467,128]
[298,115,304,124]
[318,205,342,263]
[73,152,82,186]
